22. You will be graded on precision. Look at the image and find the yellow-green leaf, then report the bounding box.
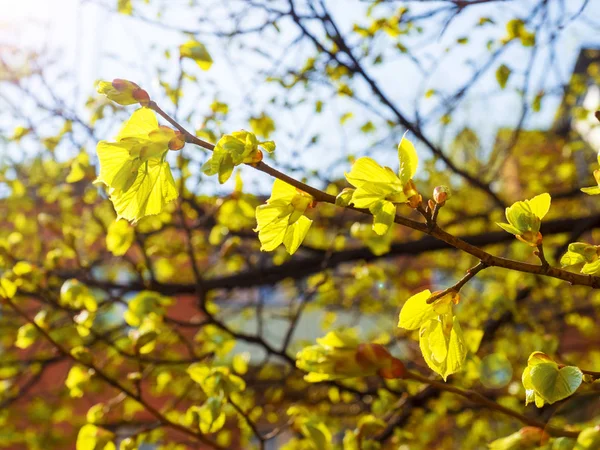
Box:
[109,159,178,223]
[527,193,551,220]
[76,424,116,450]
[529,363,582,404]
[397,133,418,184]
[180,40,213,71]
[398,290,435,330]
[106,219,135,256]
[496,64,511,89]
[369,200,396,235]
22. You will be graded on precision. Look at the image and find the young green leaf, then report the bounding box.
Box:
[203,130,274,184]
[521,352,582,406]
[254,179,313,254]
[344,135,420,234]
[496,64,511,89]
[399,290,465,380]
[496,193,551,245]
[95,108,181,223]
[180,40,213,70]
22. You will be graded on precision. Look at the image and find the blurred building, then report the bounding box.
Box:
[496,47,600,201]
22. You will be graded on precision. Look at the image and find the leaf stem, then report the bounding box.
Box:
[427,261,488,304]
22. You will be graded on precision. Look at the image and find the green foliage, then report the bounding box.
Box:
[123,291,173,327]
[95,107,179,222]
[504,19,536,47]
[202,130,274,184]
[344,135,419,235]
[496,64,512,89]
[488,427,547,449]
[399,290,466,380]
[4,3,600,449]
[255,179,314,254]
[106,219,135,256]
[560,242,600,275]
[179,40,213,71]
[581,155,600,195]
[521,352,583,407]
[296,330,402,382]
[497,193,551,245]
[76,424,116,450]
[187,365,246,397]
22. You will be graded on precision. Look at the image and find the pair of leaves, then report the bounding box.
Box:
[255,179,313,254]
[342,134,419,236]
[398,289,466,380]
[522,352,582,407]
[560,242,600,275]
[496,193,551,245]
[296,330,399,382]
[202,130,275,184]
[95,108,178,223]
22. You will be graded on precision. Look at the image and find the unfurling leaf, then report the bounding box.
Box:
[203,130,274,184]
[95,108,180,223]
[344,135,420,235]
[254,179,313,254]
[399,289,466,380]
[496,193,550,245]
[97,79,149,106]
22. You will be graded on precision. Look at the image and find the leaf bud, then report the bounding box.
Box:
[97,79,150,106]
[433,185,451,205]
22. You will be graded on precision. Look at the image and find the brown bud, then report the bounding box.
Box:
[97,79,151,106]
[168,130,185,151]
[355,343,393,369]
[518,427,549,446]
[407,194,422,209]
[112,79,150,106]
[249,149,263,165]
[378,358,406,379]
[516,231,542,247]
[433,185,451,205]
